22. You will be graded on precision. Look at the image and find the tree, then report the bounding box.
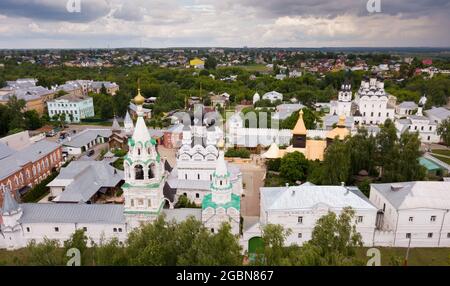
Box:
[205,57,218,70]
[347,128,377,176]
[295,208,364,266]
[93,238,128,266]
[253,224,292,266]
[280,108,320,130]
[64,229,88,265]
[279,151,309,183]
[320,140,351,185]
[438,118,450,146]
[100,84,108,95]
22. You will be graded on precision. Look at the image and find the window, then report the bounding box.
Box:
[147,199,151,207]
[54,227,59,232]
[131,199,134,207]
[113,228,117,232]
[26,227,30,232]
[298,233,302,238]
[406,233,411,239]
[428,233,433,238]
[298,216,303,224]
[447,233,450,238]
[198,174,200,180]
[409,217,414,222]
[83,227,87,231]
[211,228,215,233]
[357,216,364,223]
[431,216,436,222]
[118,228,123,232]
[185,174,188,180]
[382,203,386,212]
[196,193,200,199]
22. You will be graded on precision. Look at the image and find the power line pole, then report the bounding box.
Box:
[404,236,412,266]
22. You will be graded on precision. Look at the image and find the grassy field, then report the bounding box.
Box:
[430,154,450,165]
[356,247,450,266]
[431,149,450,157]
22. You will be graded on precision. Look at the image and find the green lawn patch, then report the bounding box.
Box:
[431,149,450,157]
[356,247,450,266]
[430,154,450,165]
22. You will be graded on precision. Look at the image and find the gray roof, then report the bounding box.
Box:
[63,129,112,148]
[50,94,91,102]
[162,208,202,223]
[261,185,376,211]
[425,107,450,122]
[398,101,418,109]
[19,203,125,224]
[0,140,60,180]
[372,181,450,210]
[0,86,53,102]
[48,161,123,203]
[0,142,14,160]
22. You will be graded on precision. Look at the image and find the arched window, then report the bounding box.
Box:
[196,193,200,198]
[135,165,144,180]
[137,148,141,155]
[198,174,200,180]
[148,164,155,179]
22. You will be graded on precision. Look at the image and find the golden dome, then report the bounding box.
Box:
[292,109,307,135]
[133,88,145,106]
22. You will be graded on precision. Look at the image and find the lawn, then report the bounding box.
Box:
[431,149,450,157]
[430,154,450,165]
[356,247,450,266]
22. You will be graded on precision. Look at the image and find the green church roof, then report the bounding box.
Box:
[202,193,241,211]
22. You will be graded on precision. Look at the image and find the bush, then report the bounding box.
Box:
[22,171,59,203]
[225,148,251,159]
[113,148,127,157]
[175,195,199,208]
[267,158,281,172]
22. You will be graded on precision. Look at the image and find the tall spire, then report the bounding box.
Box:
[293,109,307,135]
[131,83,151,144]
[2,188,20,216]
[133,79,145,107]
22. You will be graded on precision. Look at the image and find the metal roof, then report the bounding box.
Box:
[371,181,450,210]
[19,203,125,224]
[261,185,376,211]
[63,129,111,148]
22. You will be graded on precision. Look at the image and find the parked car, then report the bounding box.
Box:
[87,150,95,157]
[46,130,56,137]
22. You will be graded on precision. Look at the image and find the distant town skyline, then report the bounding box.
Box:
[0,0,449,49]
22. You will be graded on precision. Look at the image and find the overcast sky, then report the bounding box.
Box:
[0,0,449,49]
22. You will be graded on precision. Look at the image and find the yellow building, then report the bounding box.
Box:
[262,111,350,161]
[190,57,205,69]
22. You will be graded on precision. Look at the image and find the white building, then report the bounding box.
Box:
[62,129,112,155]
[255,183,377,247]
[354,77,396,125]
[252,92,260,105]
[201,146,241,235]
[370,181,450,247]
[394,96,440,143]
[47,94,94,123]
[262,91,283,103]
[1,88,238,250]
[168,124,243,205]
[330,81,353,117]
[395,101,418,117]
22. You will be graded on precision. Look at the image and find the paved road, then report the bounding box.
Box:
[238,163,266,217]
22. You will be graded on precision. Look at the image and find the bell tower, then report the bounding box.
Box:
[292,110,307,148]
[122,86,167,228]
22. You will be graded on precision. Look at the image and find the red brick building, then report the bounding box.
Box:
[0,140,63,204]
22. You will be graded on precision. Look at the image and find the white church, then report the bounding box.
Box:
[0,88,242,250]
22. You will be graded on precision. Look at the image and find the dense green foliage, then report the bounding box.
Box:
[225,148,251,159]
[438,118,450,146]
[252,208,364,266]
[18,216,242,266]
